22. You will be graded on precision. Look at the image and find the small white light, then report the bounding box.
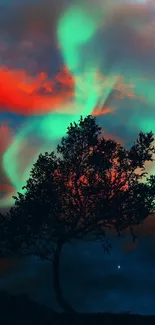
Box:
[117,265,120,269]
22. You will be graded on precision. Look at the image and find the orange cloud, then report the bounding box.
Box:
[0,66,74,115]
[0,66,135,117]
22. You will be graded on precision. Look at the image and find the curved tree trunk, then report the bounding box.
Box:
[53,241,76,313]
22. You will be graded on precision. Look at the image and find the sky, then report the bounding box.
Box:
[0,0,155,315]
[1,0,155,209]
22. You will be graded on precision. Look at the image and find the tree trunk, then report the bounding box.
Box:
[53,242,76,313]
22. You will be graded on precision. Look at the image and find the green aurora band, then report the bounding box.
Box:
[1,3,118,207]
[1,1,155,207]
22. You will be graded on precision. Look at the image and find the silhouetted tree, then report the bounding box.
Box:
[3,115,155,313]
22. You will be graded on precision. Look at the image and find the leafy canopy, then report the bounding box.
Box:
[3,115,155,258]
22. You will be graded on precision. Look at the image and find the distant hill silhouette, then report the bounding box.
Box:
[0,291,155,324]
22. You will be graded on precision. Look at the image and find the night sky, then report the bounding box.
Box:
[0,0,155,314]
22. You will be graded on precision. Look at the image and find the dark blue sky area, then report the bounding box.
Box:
[0,229,155,314]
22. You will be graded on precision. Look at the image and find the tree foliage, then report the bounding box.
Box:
[4,115,155,258]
